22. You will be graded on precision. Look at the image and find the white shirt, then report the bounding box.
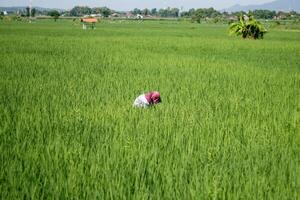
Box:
[133,94,150,108]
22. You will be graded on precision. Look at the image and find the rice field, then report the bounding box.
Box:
[0,19,300,199]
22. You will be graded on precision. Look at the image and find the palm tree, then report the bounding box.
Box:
[229,15,267,39]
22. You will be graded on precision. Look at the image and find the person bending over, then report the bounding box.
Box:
[133,91,162,108]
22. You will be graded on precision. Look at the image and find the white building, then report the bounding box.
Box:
[136,14,143,19]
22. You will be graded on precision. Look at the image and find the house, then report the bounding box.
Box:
[243,14,249,21]
[126,12,134,18]
[81,18,97,29]
[228,16,238,21]
[110,13,119,18]
[90,14,102,18]
[136,14,143,19]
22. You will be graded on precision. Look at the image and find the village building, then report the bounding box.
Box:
[81,18,97,29]
[136,14,144,19]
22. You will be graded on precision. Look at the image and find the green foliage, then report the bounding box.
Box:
[250,9,276,19]
[101,7,112,18]
[158,8,180,18]
[151,8,157,15]
[192,7,221,23]
[47,10,60,21]
[229,15,267,39]
[31,8,36,17]
[0,20,299,199]
[181,8,195,17]
[92,7,111,17]
[24,7,36,17]
[70,6,112,17]
[132,8,142,15]
[25,6,30,17]
[142,8,151,16]
[0,15,28,22]
[131,7,179,18]
[11,15,24,21]
[70,6,92,17]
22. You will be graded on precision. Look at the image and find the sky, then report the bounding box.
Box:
[0,0,275,11]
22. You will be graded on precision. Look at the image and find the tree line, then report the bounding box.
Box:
[2,6,300,21]
[65,6,300,20]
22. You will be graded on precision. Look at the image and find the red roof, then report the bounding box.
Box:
[81,18,97,23]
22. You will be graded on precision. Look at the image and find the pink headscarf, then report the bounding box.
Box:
[145,91,161,104]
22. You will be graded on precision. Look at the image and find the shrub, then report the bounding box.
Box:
[229,15,267,39]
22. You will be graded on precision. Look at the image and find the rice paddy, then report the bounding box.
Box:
[0,19,300,199]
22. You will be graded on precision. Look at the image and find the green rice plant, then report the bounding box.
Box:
[0,20,299,199]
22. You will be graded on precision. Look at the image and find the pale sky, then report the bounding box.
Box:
[0,0,275,10]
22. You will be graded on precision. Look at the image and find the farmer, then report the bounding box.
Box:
[133,91,162,108]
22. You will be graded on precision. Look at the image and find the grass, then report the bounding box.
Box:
[0,19,300,199]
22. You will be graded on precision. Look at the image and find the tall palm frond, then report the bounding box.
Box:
[229,15,267,39]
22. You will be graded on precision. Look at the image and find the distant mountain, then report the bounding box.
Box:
[0,6,65,12]
[226,0,300,12]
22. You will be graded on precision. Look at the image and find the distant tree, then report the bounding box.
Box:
[192,7,221,23]
[276,11,288,20]
[70,6,92,16]
[31,8,36,17]
[170,8,179,17]
[101,7,111,17]
[180,11,189,17]
[158,8,168,17]
[250,9,276,19]
[276,11,300,20]
[26,6,30,17]
[142,8,150,16]
[48,10,60,21]
[91,7,111,17]
[151,8,157,16]
[189,8,196,16]
[181,8,196,17]
[62,11,71,17]
[156,7,180,18]
[92,7,101,14]
[222,11,229,17]
[289,10,299,18]
[229,15,267,39]
[232,11,247,17]
[132,8,142,15]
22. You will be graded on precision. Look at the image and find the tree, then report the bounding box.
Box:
[158,8,168,17]
[91,7,111,17]
[232,11,247,17]
[229,15,267,39]
[100,7,111,17]
[31,8,36,17]
[250,10,276,19]
[192,8,221,23]
[151,8,157,16]
[142,8,150,16]
[132,8,142,15]
[26,7,30,17]
[70,6,92,16]
[48,10,60,21]
[170,8,179,17]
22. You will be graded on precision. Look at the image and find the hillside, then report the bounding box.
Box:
[226,0,300,12]
[0,6,65,12]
